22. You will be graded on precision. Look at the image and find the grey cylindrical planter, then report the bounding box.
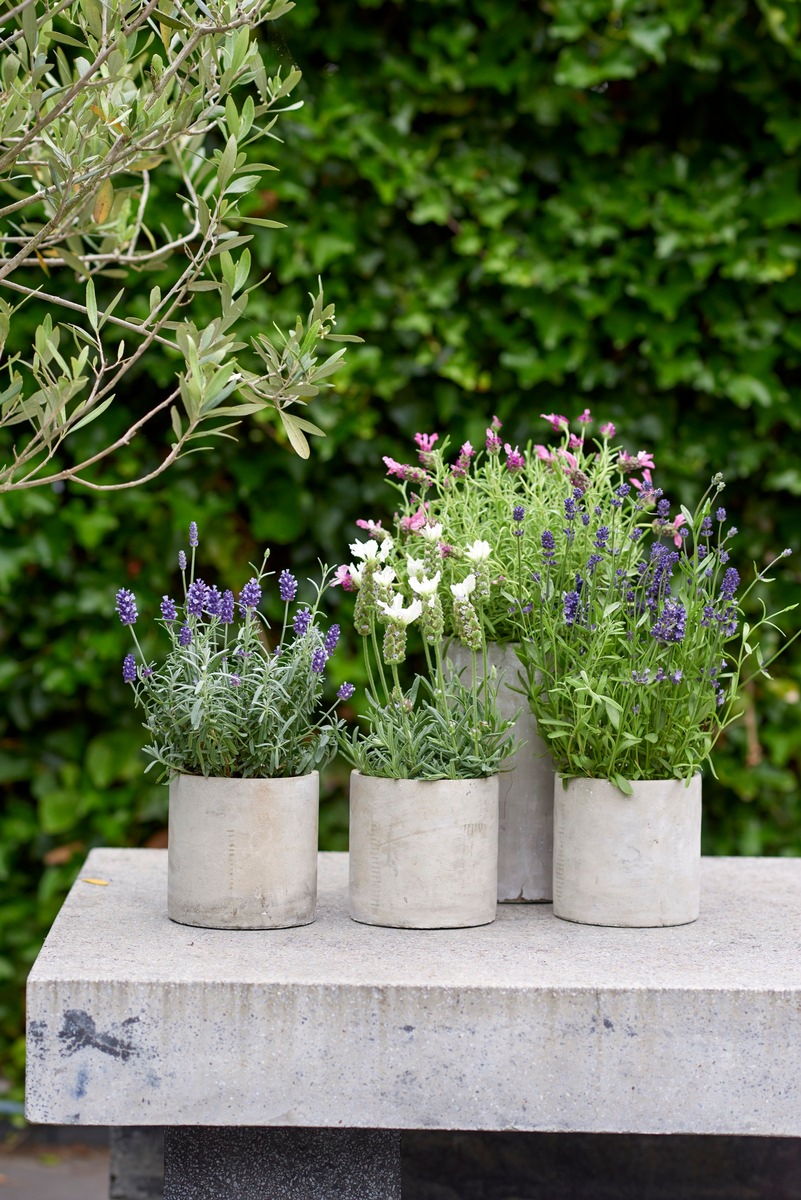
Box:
[553,774,702,928]
[448,642,554,902]
[348,771,499,929]
[168,772,319,929]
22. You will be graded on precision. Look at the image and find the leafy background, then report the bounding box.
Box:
[2,0,801,1098]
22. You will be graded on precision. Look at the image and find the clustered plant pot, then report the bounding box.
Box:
[552,774,702,928]
[449,642,555,903]
[168,771,319,930]
[348,770,499,929]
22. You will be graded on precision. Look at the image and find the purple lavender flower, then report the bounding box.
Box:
[616,483,631,498]
[632,669,650,684]
[782,548,792,557]
[220,590,235,625]
[720,549,730,564]
[122,653,137,683]
[701,515,713,537]
[586,553,603,575]
[189,521,198,548]
[338,682,356,701]
[698,545,708,560]
[541,531,555,554]
[651,598,687,644]
[279,569,298,602]
[564,496,577,521]
[513,505,526,522]
[239,577,262,614]
[324,624,340,656]
[594,526,610,549]
[141,667,153,678]
[294,607,312,636]
[670,669,683,684]
[186,578,207,617]
[720,567,740,600]
[655,667,666,682]
[178,550,187,571]
[115,588,138,626]
[629,527,643,542]
[563,590,580,626]
[657,498,670,519]
[160,596,177,622]
[311,647,327,674]
[581,512,590,526]
[206,586,222,617]
[229,673,241,687]
[716,507,726,521]
[179,624,192,647]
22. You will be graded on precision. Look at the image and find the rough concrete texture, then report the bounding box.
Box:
[163,1127,401,1199]
[168,772,318,929]
[553,775,702,927]
[110,1126,165,1199]
[26,849,801,1135]
[348,771,499,928]
[449,643,555,902]
[401,1131,801,1200]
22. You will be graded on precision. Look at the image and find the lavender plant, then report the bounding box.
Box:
[338,534,517,780]
[512,473,798,791]
[351,411,656,641]
[116,523,351,779]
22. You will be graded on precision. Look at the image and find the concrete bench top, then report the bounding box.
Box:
[26,849,801,1136]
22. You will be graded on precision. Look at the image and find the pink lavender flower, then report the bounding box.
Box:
[568,434,583,449]
[122,653,137,683]
[577,408,592,425]
[179,624,192,647]
[238,578,262,613]
[491,415,502,430]
[399,506,428,534]
[160,596,177,622]
[414,432,439,455]
[620,450,656,473]
[485,427,502,453]
[220,590,235,624]
[338,682,355,701]
[355,518,384,538]
[504,443,525,472]
[279,570,298,602]
[331,564,357,592]
[540,412,569,431]
[600,422,616,437]
[294,607,312,635]
[311,647,327,673]
[115,588,138,626]
[178,550,187,570]
[382,456,431,485]
[451,441,475,477]
[189,521,198,548]
[533,444,554,462]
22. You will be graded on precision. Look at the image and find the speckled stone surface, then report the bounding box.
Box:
[163,1128,400,1199]
[26,850,801,1134]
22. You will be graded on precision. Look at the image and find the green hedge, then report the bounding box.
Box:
[2,0,801,1096]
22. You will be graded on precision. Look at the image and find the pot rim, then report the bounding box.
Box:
[169,769,319,784]
[350,768,497,786]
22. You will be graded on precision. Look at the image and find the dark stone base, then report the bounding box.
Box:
[401,1131,801,1200]
[163,1127,402,1199]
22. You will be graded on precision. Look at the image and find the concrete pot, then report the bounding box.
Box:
[348,771,499,929]
[553,774,702,928]
[168,772,319,929]
[448,642,555,902]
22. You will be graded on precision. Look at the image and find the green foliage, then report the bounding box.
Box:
[3,0,801,1097]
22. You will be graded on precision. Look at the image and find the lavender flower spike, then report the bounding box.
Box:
[186,578,207,616]
[324,624,340,656]
[311,647,327,674]
[179,624,192,647]
[220,590,235,625]
[279,569,298,602]
[115,588,138,626]
[294,607,312,636]
[122,653,137,683]
[239,577,262,613]
[189,521,199,548]
[338,682,356,701]
[205,586,222,617]
[178,550,187,571]
[160,596,177,622]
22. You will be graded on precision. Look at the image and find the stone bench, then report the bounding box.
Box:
[26,850,801,1197]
